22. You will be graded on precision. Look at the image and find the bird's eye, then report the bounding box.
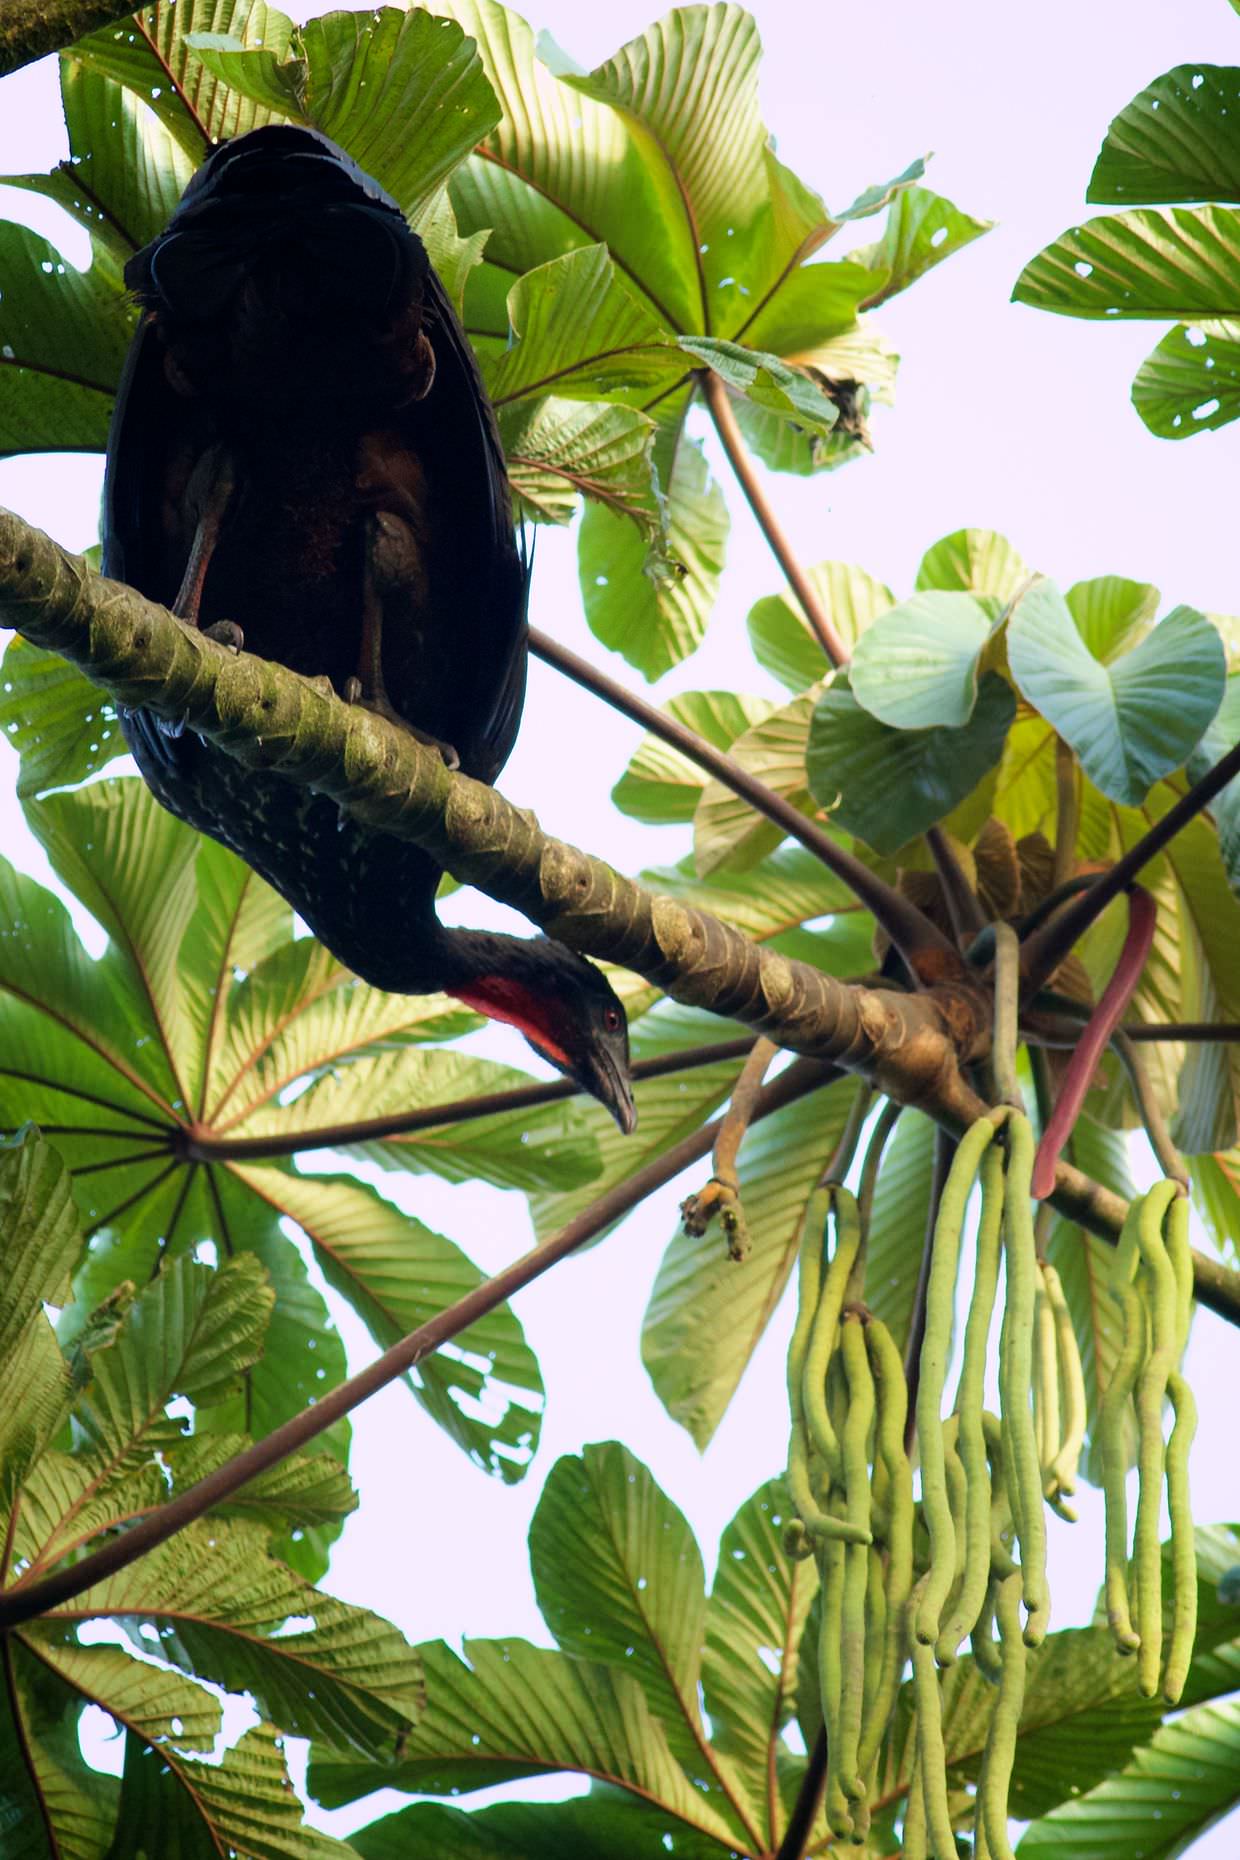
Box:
[604,1006,622,1032]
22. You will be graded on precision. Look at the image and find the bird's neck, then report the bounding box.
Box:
[433,925,572,1066]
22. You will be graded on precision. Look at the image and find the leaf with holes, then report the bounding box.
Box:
[851,184,992,307]
[1088,64,1240,207]
[1013,203,1240,320]
[1132,316,1240,439]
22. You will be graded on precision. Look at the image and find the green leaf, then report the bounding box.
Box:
[849,590,995,728]
[1017,1696,1240,1859]
[915,527,1031,600]
[831,155,927,222]
[529,1445,712,1774]
[498,397,659,531]
[1131,316,1240,438]
[187,8,503,220]
[1065,575,1160,662]
[851,184,992,307]
[0,222,131,456]
[70,1518,424,1755]
[679,337,840,432]
[168,1432,357,1535]
[863,1108,937,1353]
[484,244,677,406]
[1088,64,1240,206]
[109,1721,354,1859]
[701,1478,817,1782]
[747,561,894,692]
[1188,670,1240,897]
[72,1,299,157]
[227,1165,543,1481]
[308,1636,740,1844]
[693,687,822,876]
[0,1128,79,1471]
[3,60,196,269]
[1007,582,1226,804]
[612,691,776,824]
[726,258,876,358]
[806,672,1015,855]
[349,1792,730,1859]
[1013,203,1240,320]
[579,436,729,678]
[642,1078,861,1447]
[0,638,128,798]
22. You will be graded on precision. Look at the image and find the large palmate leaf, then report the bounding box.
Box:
[0,223,131,456]
[0,1129,81,1473]
[611,690,776,824]
[693,686,824,876]
[498,396,660,531]
[0,776,582,1483]
[915,526,1031,601]
[747,559,895,691]
[848,589,996,729]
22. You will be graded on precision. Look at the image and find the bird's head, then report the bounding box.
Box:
[450,941,637,1135]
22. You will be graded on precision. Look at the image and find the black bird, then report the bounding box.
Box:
[103,125,635,1132]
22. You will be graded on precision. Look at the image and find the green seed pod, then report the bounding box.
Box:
[916,1115,1001,1645]
[1043,1258,1087,1504]
[902,1748,928,1860]
[1163,1368,1199,1704]
[1165,1188,1194,1358]
[858,1316,915,1774]
[911,1606,957,1860]
[835,1313,876,1805]
[981,1411,1019,1582]
[787,1426,872,1546]
[976,1571,1029,1860]
[939,1144,1005,1662]
[999,1113,1049,1644]
[1099,1192,1149,1654]
[788,1185,831,1427]
[1032,1267,1061,1478]
[971,1572,1004,1684]
[1133,1182,1180,1697]
[802,1190,863,1484]
[818,1534,854,1839]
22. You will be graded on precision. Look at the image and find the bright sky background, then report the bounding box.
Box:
[2,0,1239,1849]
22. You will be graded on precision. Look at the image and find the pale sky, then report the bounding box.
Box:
[1,0,1238,1848]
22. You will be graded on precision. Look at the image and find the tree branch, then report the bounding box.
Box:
[0,1055,836,1628]
[529,624,960,982]
[1021,743,1240,992]
[3,512,1238,1325]
[0,0,134,72]
[700,371,849,667]
[179,1036,759,1162]
[0,510,989,1124]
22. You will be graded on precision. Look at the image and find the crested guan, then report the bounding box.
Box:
[103,124,636,1132]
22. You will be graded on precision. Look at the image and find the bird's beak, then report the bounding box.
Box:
[583,1047,638,1135]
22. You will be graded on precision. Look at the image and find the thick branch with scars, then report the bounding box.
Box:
[3,508,1240,1324]
[0,0,135,74]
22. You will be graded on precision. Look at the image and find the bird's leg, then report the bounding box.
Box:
[173,445,243,652]
[344,510,460,770]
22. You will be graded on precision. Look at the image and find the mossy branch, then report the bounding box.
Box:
[2,508,1240,1325]
[0,0,135,73]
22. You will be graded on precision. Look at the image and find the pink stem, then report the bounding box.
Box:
[1030,886,1157,1199]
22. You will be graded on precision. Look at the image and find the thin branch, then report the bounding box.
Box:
[0,0,133,73]
[991,923,1022,1110]
[677,1036,778,1258]
[0,510,987,1122]
[700,371,850,667]
[1110,1030,1188,1192]
[925,825,986,942]
[1052,735,1080,891]
[529,624,959,982]
[182,1036,759,1162]
[0,1056,837,1628]
[1123,1021,1240,1043]
[857,1096,901,1233]
[1021,738,1240,991]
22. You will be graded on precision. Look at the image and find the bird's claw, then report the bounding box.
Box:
[202,619,244,653]
[341,676,459,769]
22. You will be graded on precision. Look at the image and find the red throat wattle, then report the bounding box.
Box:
[450,975,572,1067]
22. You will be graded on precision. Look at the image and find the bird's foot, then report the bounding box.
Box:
[202,619,244,653]
[342,676,460,770]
